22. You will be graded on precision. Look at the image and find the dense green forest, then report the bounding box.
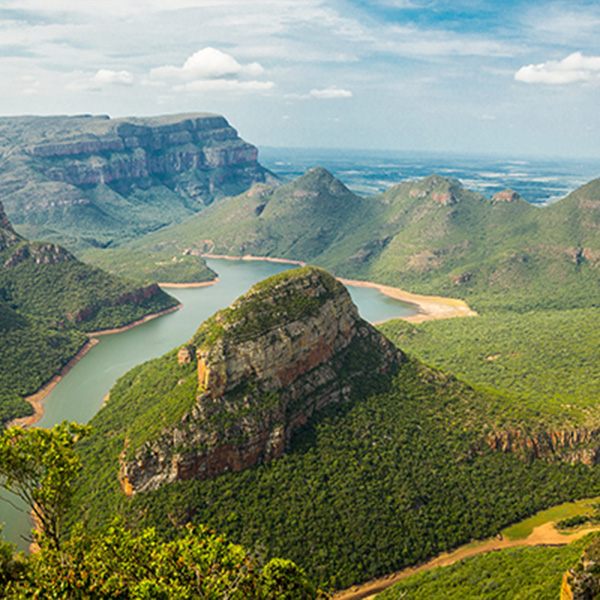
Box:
[0,219,178,426]
[85,169,600,315]
[378,308,600,431]
[375,534,594,600]
[69,352,600,590]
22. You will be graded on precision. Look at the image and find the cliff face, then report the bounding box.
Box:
[486,428,600,465]
[24,115,260,190]
[561,536,600,600]
[0,200,20,252]
[0,113,277,249]
[119,266,402,495]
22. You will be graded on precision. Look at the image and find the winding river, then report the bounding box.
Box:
[1,258,416,550]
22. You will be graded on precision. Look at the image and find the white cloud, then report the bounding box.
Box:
[93,69,134,86]
[151,47,273,96]
[515,52,600,85]
[309,86,352,99]
[152,47,264,81]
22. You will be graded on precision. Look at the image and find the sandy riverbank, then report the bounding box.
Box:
[11,303,183,428]
[336,277,478,323]
[333,522,600,600]
[202,253,307,267]
[201,253,476,323]
[158,278,219,289]
[10,338,100,428]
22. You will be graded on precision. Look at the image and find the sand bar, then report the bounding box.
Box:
[158,278,219,289]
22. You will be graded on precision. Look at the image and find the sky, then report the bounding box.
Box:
[0,0,599,158]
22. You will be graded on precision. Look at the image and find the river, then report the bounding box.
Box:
[1,258,416,550]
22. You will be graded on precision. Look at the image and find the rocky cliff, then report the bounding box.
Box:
[0,113,277,250]
[0,200,19,252]
[561,535,600,599]
[118,266,402,495]
[485,427,600,465]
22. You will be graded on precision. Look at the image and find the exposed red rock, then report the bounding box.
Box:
[119,267,402,495]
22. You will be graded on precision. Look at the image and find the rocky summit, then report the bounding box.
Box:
[0,113,277,249]
[118,266,401,495]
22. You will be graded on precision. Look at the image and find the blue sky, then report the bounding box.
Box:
[0,0,599,158]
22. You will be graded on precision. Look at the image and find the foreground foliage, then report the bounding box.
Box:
[1,522,321,600]
[0,422,90,550]
[0,423,321,599]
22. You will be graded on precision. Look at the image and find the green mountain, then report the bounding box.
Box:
[0,113,277,252]
[70,266,600,592]
[0,203,178,426]
[117,168,600,311]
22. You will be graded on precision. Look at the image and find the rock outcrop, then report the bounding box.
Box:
[491,189,524,203]
[561,535,600,599]
[0,200,20,252]
[486,427,600,465]
[119,266,402,495]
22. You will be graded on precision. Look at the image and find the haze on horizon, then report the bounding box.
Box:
[0,0,599,159]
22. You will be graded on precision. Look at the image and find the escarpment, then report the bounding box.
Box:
[0,201,19,252]
[561,535,600,600]
[118,266,402,495]
[486,428,600,465]
[0,113,277,249]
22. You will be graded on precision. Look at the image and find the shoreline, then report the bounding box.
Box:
[202,253,476,322]
[202,253,307,267]
[158,278,219,289]
[336,277,478,323]
[9,338,100,428]
[333,521,600,600]
[11,303,184,428]
[86,303,182,336]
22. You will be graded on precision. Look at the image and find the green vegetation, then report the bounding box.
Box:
[114,168,600,314]
[82,247,216,285]
[0,422,322,599]
[0,113,274,254]
[501,498,600,540]
[0,304,87,424]
[378,309,600,431]
[375,534,594,600]
[70,355,600,590]
[0,421,90,549]
[0,216,179,426]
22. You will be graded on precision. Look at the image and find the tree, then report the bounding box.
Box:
[0,421,90,550]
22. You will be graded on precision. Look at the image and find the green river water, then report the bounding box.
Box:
[1,259,416,550]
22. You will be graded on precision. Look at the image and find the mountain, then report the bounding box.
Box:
[70,266,600,591]
[0,203,178,426]
[117,266,401,495]
[0,113,277,251]
[127,168,600,311]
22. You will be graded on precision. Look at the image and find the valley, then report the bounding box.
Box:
[2,116,600,599]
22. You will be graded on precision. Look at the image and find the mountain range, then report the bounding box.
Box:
[94,166,600,313]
